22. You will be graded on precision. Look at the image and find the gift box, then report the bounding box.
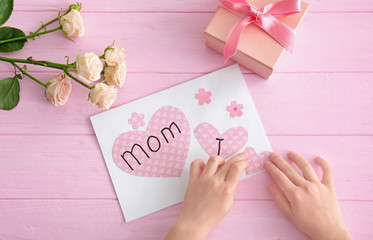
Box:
[204,0,310,79]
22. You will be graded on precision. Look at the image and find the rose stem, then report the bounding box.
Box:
[11,62,47,88]
[63,70,93,90]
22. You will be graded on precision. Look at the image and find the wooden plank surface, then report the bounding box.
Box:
[0,73,372,135]
[11,0,373,12]
[0,200,371,240]
[0,12,372,74]
[1,0,372,238]
[1,135,372,200]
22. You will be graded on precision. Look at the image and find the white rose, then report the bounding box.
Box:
[89,83,118,109]
[104,45,126,67]
[104,61,127,87]
[45,74,72,106]
[76,52,103,84]
[60,9,85,37]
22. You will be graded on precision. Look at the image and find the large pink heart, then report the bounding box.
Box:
[244,147,271,175]
[112,105,190,177]
[194,123,248,159]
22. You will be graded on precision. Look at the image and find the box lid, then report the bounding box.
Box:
[204,0,310,70]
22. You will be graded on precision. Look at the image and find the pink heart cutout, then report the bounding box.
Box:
[112,105,190,177]
[244,147,271,175]
[194,123,248,159]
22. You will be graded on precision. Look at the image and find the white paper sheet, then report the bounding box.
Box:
[90,64,271,222]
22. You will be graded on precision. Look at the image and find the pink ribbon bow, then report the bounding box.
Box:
[220,0,301,62]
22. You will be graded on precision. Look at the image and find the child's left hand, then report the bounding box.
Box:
[164,153,249,240]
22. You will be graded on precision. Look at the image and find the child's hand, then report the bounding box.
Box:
[265,152,352,240]
[165,153,249,240]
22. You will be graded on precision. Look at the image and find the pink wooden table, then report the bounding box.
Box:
[1,0,373,239]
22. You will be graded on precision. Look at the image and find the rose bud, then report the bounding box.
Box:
[104,45,126,67]
[104,61,127,87]
[60,9,85,38]
[76,52,103,84]
[89,83,118,110]
[45,74,72,106]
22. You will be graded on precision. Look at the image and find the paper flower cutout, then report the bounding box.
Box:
[226,101,244,118]
[128,112,145,129]
[195,88,212,105]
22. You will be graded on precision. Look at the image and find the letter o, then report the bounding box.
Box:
[147,136,161,152]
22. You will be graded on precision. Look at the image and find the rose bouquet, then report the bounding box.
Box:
[0,1,127,110]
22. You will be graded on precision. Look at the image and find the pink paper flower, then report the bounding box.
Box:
[195,88,212,105]
[226,101,244,118]
[128,112,145,129]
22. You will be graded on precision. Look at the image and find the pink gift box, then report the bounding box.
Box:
[204,0,310,79]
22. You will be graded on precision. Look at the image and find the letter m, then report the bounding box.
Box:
[121,144,150,171]
[161,122,181,143]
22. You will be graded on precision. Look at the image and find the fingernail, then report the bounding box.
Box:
[288,151,297,157]
[269,152,278,159]
[236,152,248,160]
[240,152,248,157]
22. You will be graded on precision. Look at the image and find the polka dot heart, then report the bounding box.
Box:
[194,122,248,159]
[112,105,190,177]
[244,147,271,175]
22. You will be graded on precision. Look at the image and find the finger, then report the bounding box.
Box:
[270,153,307,186]
[315,156,334,188]
[218,152,248,179]
[265,160,296,195]
[288,151,319,182]
[202,156,225,177]
[189,159,205,183]
[225,160,249,185]
[267,184,293,220]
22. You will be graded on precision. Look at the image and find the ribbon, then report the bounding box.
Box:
[220,0,301,62]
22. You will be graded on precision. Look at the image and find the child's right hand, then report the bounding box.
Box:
[265,152,352,240]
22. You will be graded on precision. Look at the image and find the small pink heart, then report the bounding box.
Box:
[194,123,248,159]
[112,106,191,177]
[244,147,271,175]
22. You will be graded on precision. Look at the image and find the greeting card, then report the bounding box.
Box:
[90,65,271,222]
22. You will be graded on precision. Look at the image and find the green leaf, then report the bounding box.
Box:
[0,76,20,111]
[0,0,13,26]
[0,26,26,52]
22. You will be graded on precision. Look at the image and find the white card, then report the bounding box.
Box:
[90,64,272,222]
